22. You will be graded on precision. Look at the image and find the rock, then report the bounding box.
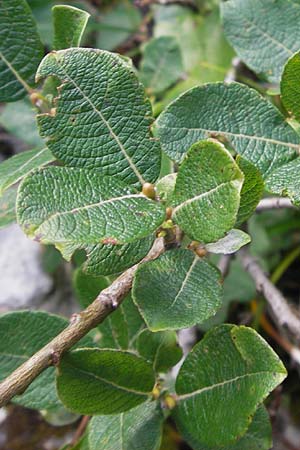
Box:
[0,224,53,312]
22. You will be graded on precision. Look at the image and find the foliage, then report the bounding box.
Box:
[3,1,300,449]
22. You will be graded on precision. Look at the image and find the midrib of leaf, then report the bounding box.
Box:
[0,50,33,95]
[37,193,144,229]
[169,255,198,308]
[162,125,300,151]
[241,16,293,56]
[173,182,237,214]
[177,371,283,401]
[120,413,124,449]
[71,364,151,397]
[58,65,146,185]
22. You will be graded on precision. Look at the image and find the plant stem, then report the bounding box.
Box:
[0,238,165,408]
[256,197,295,212]
[239,249,300,343]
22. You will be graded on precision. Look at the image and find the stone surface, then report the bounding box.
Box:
[0,224,53,311]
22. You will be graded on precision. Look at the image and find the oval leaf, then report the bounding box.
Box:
[88,401,163,450]
[0,0,43,101]
[156,82,299,177]
[205,229,251,255]
[265,157,300,206]
[172,140,244,243]
[56,348,155,415]
[281,51,300,121]
[52,5,90,50]
[133,248,222,331]
[221,0,300,83]
[174,324,286,448]
[17,167,165,251]
[36,48,161,187]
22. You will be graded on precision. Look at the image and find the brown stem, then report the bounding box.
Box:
[70,415,90,448]
[239,249,300,343]
[0,238,165,408]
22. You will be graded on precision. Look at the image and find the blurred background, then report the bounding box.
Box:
[1,0,300,449]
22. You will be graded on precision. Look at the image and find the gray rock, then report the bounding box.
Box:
[0,224,53,311]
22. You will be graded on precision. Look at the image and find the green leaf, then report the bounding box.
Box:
[0,185,17,229]
[281,51,300,121]
[156,82,299,177]
[88,401,163,450]
[140,36,184,95]
[205,229,251,254]
[0,0,43,102]
[133,248,222,331]
[235,156,265,226]
[223,260,256,304]
[52,5,90,50]
[17,167,165,252]
[172,140,244,243]
[0,148,54,195]
[94,1,142,51]
[222,405,272,450]
[57,348,155,415]
[0,99,45,147]
[173,324,286,448]
[97,294,144,350]
[0,310,92,410]
[36,48,161,187]
[82,235,154,277]
[156,173,177,205]
[73,268,109,309]
[136,329,182,373]
[221,0,300,83]
[153,5,234,91]
[265,157,300,206]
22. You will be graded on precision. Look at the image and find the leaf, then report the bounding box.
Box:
[133,248,222,331]
[173,324,286,448]
[57,348,155,415]
[52,5,90,50]
[0,99,45,147]
[281,51,300,120]
[136,329,182,373]
[82,235,154,276]
[0,310,92,410]
[205,229,251,254]
[88,401,163,450]
[97,294,144,350]
[0,185,17,229]
[172,140,244,243]
[0,0,43,102]
[223,260,256,304]
[94,1,142,51]
[235,156,265,226]
[36,48,161,187]
[221,0,300,83]
[17,167,166,252]
[265,157,300,206]
[0,148,54,195]
[73,268,109,309]
[155,82,300,177]
[153,5,234,96]
[139,36,184,95]
[222,405,272,450]
[156,173,177,205]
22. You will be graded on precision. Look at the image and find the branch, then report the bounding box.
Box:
[0,238,165,408]
[239,249,300,342]
[256,197,296,212]
[217,254,232,278]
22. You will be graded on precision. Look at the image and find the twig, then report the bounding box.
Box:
[239,249,300,343]
[256,197,296,212]
[69,415,90,448]
[150,0,198,11]
[0,238,165,408]
[224,57,241,83]
[217,254,232,278]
